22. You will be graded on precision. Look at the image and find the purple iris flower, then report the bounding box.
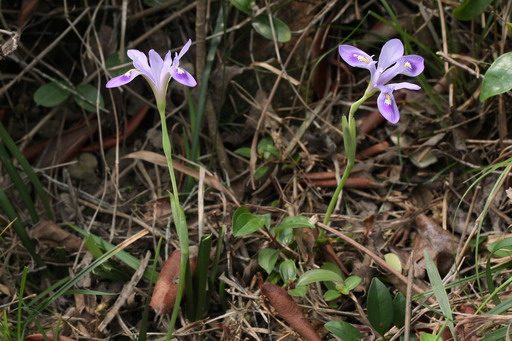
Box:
[106,39,197,103]
[338,39,424,124]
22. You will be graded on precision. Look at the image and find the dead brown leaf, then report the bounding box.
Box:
[30,220,83,252]
[412,214,459,278]
[124,150,239,205]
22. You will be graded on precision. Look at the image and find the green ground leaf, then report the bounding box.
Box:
[231,0,254,15]
[258,248,280,274]
[279,260,297,284]
[73,83,105,112]
[296,269,343,287]
[480,52,512,101]
[323,289,341,301]
[232,206,270,236]
[420,334,442,341]
[273,215,315,235]
[344,276,362,291]
[288,285,307,297]
[251,15,291,43]
[367,277,393,336]
[452,0,492,21]
[324,321,362,341]
[34,82,71,107]
[487,237,512,257]
[393,292,406,328]
[424,252,455,337]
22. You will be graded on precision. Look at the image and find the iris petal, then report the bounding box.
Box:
[177,39,192,61]
[149,50,164,79]
[106,69,141,88]
[398,55,424,77]
[389,82,421,91]
[338,45,376,71]
[378,39,404,71]
[171,66,197,87]
[377,88,400,124]
[127,49,155,84]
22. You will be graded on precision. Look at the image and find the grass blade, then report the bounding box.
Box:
[0,189,44,267]
[0,142,38,223]
[0,121,53,220]
[424,251,455,338]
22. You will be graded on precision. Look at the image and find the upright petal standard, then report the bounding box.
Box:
[338,39,424,124]
[106,39,197,105]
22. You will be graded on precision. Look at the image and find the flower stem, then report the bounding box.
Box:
[157,101,190,339]
[322,94,370,226]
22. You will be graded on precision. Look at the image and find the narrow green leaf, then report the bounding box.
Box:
[487,237,512,257]
[0,189,44,267]
[296,269,344,287]
[70,224,157,282]
[0,122,53,220]
[34,81,71,107]
[481,326,512,341]
[194,234,212,320]
[424,252,455,337]
[480,52,512,101]
[258,248,280,274]
[367,277,393,336]
[393,292,406,328]
[73,83,105,112]
[452,0,492,21]
[488,298,512,315]
[0,142,38,223]
[324,321,362,341]
[252,15,291,43]
[254,165,269,180]
[234,147,251,158]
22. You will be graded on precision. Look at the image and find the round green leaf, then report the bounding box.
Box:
[296,269,344,287]
[258,248,280,274]
[279,260,297,284]
[231,0,254,15]
[452,0,492,21]
[480,52,512,101]
[367,277,393,336]
[34,82,71,107]
[384,253,402,273]
[344,276,362,291]
[251,15,291,43]
[325,321,362,341]
[323,289,341,301]
[232,206,270,237]
[73,83,105,112]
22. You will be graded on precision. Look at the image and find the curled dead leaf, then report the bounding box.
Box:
[150,250,197,315]
[30,220,82,252]
[413,214,459,278]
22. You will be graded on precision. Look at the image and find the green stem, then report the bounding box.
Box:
[322,93,371,226]
[157,102,190,339]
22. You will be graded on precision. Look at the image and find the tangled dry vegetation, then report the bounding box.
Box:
[1,0,512,340]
